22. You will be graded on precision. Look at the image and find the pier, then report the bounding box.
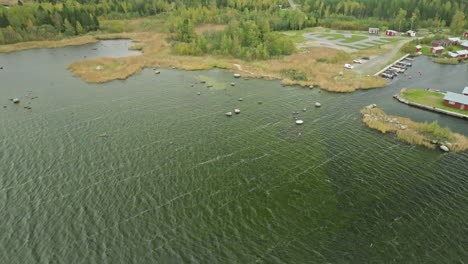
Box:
[393,94,468,120]
[374,54,411,77]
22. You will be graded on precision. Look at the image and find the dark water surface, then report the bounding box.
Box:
[1,42,468,263]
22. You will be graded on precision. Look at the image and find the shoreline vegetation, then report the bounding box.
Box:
[400,88,468,116]
[64,28,387,92]
[361,106,468,152]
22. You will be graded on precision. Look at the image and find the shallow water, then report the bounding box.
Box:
[0,42,468,263]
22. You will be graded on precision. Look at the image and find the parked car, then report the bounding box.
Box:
[362,56,370,60]
[344,64,354,69]
[353,59,363,64]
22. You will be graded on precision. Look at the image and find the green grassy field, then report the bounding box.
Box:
[401,89,468,115]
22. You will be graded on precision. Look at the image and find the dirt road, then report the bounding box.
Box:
[353,39,413,74]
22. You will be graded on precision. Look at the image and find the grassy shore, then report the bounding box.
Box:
[67,29,387,92]
[0,35,98,53]
[361,106,468,152]
[400,88,468,115]
[1,18,387,92]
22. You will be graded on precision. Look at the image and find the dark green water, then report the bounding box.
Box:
[1,41,468,263]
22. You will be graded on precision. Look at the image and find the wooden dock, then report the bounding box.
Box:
[374,54,411,77]
[393,94,468,120]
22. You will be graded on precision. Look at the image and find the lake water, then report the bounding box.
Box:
[1,41,468,263]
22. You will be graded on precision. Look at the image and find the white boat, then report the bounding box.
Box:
[344,64,354,69]
[296,120,304,125]
[353,59,363,64]
[234,109,240,114]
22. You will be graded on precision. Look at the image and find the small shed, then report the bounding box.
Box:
[369,28,380,34]
[415,45,422,52]
[431,40,452,47]
[406,30,416,37]
[448,37,461,43]
[385,30,397,36]
[443,92,468,111]
[430,46,444,53]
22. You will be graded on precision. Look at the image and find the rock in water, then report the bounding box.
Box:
[231,82,236,86]
[440,145,450,152]
[233,74,241,78]
[225,112,233,117]
[12,98,20,104]
[234,109,240,114]
[315,102,321,107]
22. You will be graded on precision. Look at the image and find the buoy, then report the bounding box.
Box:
[12,98,20,104]
[233,74,241,78]
[238,98,243,101]
[234,109,240,114]
[440,145,449,152]
[296,120,304,125]
[315,102,321,107]
[225,112,233,117]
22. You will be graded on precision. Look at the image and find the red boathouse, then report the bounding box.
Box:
[430,46,444,53]
[385,30,397,36]
[443,91,468,111]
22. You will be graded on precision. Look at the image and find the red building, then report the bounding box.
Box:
[461,41,468,49]
[443,91,468,111]
[464,32,468,38]
[431,40,452,46]
[385,30,397,36]
[430,46,444,53]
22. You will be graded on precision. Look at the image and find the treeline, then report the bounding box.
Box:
[297,0,467,31]
[0,3,99,44]
[173,19,296,60]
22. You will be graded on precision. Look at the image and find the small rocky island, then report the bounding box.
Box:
[361,105,468,152]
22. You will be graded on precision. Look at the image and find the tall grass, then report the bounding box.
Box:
[361,107,468,152]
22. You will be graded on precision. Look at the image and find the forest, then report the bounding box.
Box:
[0,0,467,52]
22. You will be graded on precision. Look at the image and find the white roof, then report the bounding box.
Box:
[463,87,468,94]
[407,30,415,33]
[456,50,468,55]
[444,92,468,105]
[416,45,422,49]
[432,46,444,50]
[460,40,468,46]
[448,37,461,42]
[448,52,458,58]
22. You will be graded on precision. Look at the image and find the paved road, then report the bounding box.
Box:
[288,0,297,10]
